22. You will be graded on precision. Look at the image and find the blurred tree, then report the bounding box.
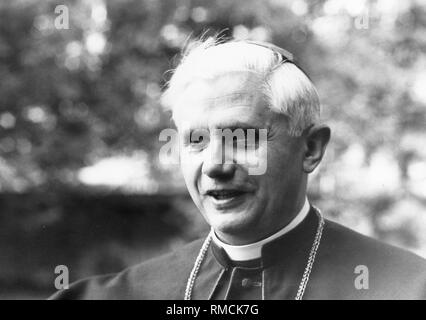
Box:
[0,0,425,298]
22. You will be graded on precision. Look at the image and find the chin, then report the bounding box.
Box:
[207,210,258,238]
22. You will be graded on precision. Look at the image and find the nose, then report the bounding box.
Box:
[201,136,236,180]
[202,161,236,179]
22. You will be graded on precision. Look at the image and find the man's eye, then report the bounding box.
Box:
[189,131,209,147]
[231,130,261,148]
[190,135,203,144]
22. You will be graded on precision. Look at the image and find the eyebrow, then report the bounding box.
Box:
[178,110,270,134]
[210,120,269,131]
[182,122,266,133]
[218,124,262,131]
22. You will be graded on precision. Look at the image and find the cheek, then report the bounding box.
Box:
[267,143,303,179]
[180,150,203,191]
[234,139,268,175]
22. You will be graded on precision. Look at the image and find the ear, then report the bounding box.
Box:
[303,124,331,173]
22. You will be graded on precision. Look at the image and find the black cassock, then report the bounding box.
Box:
[50,207,426,300]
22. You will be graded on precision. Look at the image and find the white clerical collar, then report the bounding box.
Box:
[211,198,310,261]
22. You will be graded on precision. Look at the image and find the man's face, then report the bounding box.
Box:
[173,72,307,244]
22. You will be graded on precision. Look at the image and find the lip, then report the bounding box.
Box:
[203,189,252,210]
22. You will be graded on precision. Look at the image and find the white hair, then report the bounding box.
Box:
[161,37,320,136]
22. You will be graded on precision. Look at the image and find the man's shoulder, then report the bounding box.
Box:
[49,237,205,300]
[313,218,426,299]
[130,237,205,275]
[323,218,426,269]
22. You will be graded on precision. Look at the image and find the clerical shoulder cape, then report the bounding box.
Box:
[50,207,426,300]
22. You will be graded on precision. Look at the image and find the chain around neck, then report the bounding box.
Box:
[184,207,325,300]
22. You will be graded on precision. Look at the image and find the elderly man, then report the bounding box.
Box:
[51,38,426,300]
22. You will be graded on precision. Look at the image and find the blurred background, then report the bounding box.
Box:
[0,0,425,299]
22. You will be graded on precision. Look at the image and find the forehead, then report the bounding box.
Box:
[173,72,271,129]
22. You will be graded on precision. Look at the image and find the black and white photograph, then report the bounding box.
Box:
[0,0,425,303]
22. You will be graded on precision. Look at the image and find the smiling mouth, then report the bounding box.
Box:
[206,190,247,200]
